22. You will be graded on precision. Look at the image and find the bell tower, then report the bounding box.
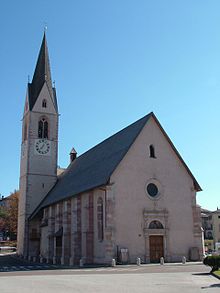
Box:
[17,33,59,257]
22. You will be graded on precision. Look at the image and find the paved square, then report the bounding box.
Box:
[0,256,219,293]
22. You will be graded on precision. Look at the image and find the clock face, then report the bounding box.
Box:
[35,139,50,155]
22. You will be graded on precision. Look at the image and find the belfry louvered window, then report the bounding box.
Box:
[38,118,48,138]
[42,99,47,108]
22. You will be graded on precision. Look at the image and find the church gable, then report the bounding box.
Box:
[111,114,201,192]
[31,82,57,114]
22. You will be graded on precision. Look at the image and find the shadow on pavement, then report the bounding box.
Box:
[192,273,210,276]
[201,284,220,289]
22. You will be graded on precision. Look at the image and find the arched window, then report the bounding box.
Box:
[149,145,156,158]
[97,197,104,241]
[42,99,47,108]
[38,118,48,138]
[149,220,163,229]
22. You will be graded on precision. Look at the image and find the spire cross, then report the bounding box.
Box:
[44,22,48,33]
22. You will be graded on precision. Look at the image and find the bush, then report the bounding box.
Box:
[203,255,220,272]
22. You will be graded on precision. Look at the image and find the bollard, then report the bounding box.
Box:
[79,258,84,267]
[136,257,141,266]
[160,257,164,265]
[182,256,186,264]
[111,258,116,267]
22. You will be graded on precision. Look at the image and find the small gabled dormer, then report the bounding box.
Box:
[70,147,77,163]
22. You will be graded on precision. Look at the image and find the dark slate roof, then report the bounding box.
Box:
[28,33,58,112]
[30,113,152,218]
[30,112,202,219]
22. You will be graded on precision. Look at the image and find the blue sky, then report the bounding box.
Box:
[0,0,219,210]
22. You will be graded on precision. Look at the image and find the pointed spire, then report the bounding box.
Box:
[32,32,52,88]
[28,32,57,111]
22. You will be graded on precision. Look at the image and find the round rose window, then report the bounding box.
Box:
[146,183,158,197]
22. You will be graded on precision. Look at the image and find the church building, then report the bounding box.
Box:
[17,33,203,265]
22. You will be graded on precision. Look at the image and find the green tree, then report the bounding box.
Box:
[0,206,7,231]
[6,191,19,236]
[0,190,19,239]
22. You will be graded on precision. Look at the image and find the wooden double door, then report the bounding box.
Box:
[149,235,164,263]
